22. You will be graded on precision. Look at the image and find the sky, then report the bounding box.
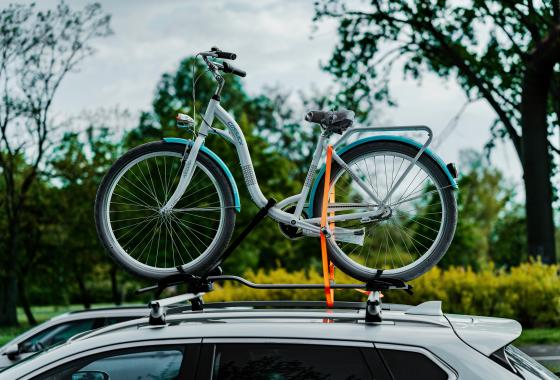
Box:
[4,0,524,189]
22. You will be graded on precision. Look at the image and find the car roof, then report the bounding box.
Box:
[3,301,521,379]
[73,300,520,352]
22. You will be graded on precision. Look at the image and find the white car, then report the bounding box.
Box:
[0,307,147,370]
[0,300,555,380]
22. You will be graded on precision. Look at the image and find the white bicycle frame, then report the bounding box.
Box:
[161,95,434,240]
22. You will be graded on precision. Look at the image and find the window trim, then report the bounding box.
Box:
[19,318,99,354]
[202,337,373,347]
[198,338,385,380]
[21,338,201,380]
[375,343,458,380]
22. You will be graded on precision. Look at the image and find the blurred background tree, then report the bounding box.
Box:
[440,150,517,269]
[0,2,112,326]
[314,0,560,264]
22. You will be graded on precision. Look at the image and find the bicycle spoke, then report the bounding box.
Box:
[105,150,226,270]
[326,148,448,273]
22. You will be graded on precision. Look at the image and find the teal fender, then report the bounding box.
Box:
[307,136,458,216]
[163,137,241,212]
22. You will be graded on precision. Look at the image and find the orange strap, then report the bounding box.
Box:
[320,145,335,307]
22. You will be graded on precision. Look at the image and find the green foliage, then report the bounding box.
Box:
[315,0,560,265]
[440,150,515,269]
[313,0,558,137]
[489,205,528,267]
[387,261,560,328]
[207,261,560,328]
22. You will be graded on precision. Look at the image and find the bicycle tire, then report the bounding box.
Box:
[94,141,236,279]
[311,140,457,282]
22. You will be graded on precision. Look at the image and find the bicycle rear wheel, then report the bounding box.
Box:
[95,141,236,279]
[312,140,457,281]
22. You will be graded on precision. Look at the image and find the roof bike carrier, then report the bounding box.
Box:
[137,169,412,326]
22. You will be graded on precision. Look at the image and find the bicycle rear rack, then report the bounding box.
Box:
[137,197,412,326]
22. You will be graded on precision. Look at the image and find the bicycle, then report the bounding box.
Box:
[94,47,458,282]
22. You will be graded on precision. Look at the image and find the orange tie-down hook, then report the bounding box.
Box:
[320,145,335,307]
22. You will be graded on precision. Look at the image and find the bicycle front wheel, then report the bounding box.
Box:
[95,141,236,279]
[312,140,457,282]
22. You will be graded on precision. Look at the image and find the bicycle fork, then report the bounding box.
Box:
[160,136,204,213]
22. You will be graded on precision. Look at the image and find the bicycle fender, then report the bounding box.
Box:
[307,135,458,216]
[162,137,241,212]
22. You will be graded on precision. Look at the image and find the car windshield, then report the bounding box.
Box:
[506,345,559,380]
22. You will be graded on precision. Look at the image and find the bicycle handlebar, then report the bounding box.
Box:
[222,61,246,77]
[210,46,235,60]
[200,47,247,78]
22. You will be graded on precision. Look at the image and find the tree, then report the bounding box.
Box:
[489,205,528,267]
[50,127,122,308]
[315,0,560,263]
[440,150,514,269]
[0,2,111,326]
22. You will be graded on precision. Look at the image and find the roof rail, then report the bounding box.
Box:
[70,300,450,344]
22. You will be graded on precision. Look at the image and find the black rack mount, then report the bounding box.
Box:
[136,198,412,326]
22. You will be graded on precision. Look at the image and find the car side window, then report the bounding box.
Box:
[209,343,378,380]
[102,316,137,326]
[377,348,450,380]
[20,320,96,353]
[36,347,184,380]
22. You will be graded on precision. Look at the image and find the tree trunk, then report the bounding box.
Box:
[75,275,91,309]
[17,277,37,326]
[521,63,557,263]
[109,265,122,306]
[0,224,19,326]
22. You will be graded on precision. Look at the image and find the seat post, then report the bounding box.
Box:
[292,132,328,218]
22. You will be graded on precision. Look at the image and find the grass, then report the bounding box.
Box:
[2,305,560,348]
[515,328,560,346]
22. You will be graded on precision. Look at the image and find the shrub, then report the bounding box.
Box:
[205,261,560,328]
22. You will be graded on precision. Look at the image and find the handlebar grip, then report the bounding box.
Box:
[222,61,246,77]
[305,111,328,123]
[216,51,237,60]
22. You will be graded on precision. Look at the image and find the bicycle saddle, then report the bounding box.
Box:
[305,109,355,134]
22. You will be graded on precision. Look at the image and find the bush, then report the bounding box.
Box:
[205,261,560,328]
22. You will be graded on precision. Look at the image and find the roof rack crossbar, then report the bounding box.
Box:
[141,274,411,326]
